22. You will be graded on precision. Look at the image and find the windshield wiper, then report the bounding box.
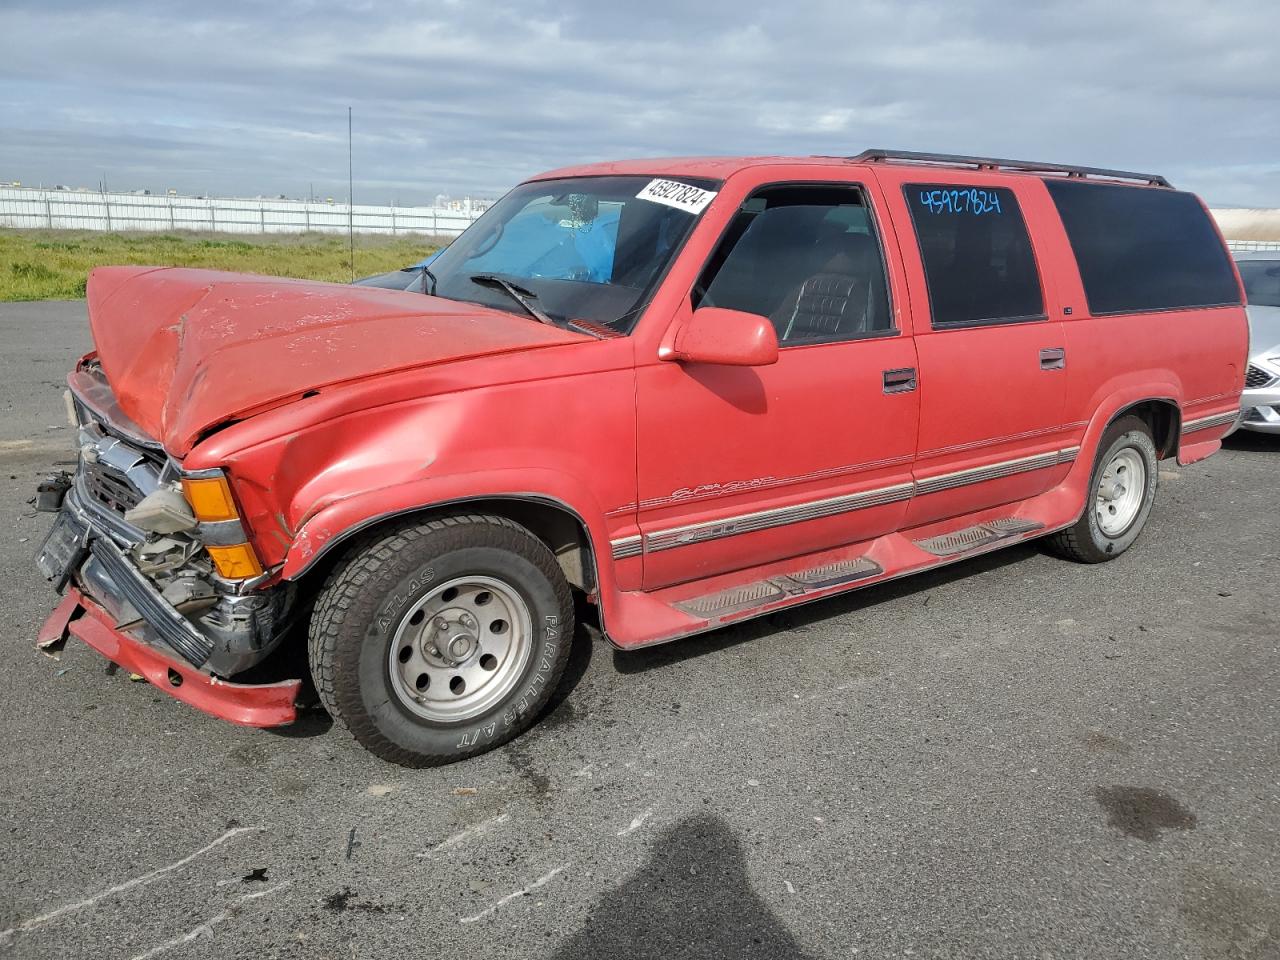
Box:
[420,265,438,295]
[469,274,555,325]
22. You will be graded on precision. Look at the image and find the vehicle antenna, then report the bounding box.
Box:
[348,106,355,282]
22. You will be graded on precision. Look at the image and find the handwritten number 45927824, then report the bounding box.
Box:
[919,188,1003,215]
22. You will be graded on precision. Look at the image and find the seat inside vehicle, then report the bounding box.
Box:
[778,228,890,341]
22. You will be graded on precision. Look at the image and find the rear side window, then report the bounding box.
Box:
[1045,180,1241,315]
[905,185,1045,328]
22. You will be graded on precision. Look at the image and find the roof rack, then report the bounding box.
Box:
[842,149,1171,188]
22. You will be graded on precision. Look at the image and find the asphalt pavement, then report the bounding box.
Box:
[1,299,1277,960]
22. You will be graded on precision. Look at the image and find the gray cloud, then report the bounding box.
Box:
[0,0,1276,205]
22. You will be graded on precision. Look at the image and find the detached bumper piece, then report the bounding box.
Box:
[39,588,300,728]
[34,472,73,513]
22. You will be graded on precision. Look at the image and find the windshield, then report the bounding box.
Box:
[1238,259,1280,308]
[426,175,719,333]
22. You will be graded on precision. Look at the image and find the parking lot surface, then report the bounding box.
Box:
[1,299,1277,960]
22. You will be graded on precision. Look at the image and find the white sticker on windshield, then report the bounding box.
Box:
[636,179,717,214]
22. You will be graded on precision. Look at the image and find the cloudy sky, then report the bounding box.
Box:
[2,0,1278,207]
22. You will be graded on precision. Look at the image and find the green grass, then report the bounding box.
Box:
[0,229,441,301]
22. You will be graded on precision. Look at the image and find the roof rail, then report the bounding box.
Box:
[842,149,1171,188]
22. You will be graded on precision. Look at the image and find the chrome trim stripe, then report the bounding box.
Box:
[918,421,1088,460]
[610,535,643,561]
[1183,410,1239,433]
[637,452,914,511]
[644,482,915,554]
[198,518,248,547]
[634,446,1081,555]
[181,467,228,480]
[914,448,1074,497]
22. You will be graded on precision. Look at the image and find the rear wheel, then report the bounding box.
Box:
[308,514,574,766]
[1048,416,1159,563]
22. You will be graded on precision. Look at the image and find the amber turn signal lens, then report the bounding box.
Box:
[181,476,238,522]
[206,543,264,579]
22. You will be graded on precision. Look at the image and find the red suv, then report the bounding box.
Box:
[34,150,1247,766]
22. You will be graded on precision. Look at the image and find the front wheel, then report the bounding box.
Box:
[308,514,574,766]
[1048,416,1159,564]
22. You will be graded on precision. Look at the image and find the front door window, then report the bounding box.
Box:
[694,185,893,345]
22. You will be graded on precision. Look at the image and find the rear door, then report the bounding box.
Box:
[871,169,1074,527]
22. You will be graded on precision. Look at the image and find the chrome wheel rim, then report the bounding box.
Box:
[387,576,533,723]
[1095,447,1146,537]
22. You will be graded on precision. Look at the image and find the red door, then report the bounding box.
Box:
[633,175,919,590]
[870,169,1073,527]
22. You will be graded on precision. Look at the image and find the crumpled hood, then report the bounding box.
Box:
[1247,304,1280,360]
[85,266,585,455]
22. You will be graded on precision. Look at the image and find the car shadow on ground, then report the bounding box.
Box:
[1223,430,1280,452]
[612,541,1042,675]
[550,812,817,960]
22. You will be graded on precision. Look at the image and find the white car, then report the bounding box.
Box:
[1236,251,1280,434]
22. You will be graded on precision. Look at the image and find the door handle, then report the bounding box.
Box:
[883,367,917,394]
[1039,347,1066,371]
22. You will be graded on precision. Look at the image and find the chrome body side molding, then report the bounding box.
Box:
[611,447,1081,558]
[609,535,643,561]
[1182,409,1239,433]
[644,482,915,554]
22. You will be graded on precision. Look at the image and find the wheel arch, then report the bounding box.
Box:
[284,494,602,597]
[1106,398,1181,459]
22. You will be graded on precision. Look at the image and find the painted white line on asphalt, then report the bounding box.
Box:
[126,882,291,960]
[458,865,570,924]
[0,826,262,942]
[420,813,511,856]
[616,806,655,837]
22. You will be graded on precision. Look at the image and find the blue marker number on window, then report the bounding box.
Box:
[919,188,1003,215]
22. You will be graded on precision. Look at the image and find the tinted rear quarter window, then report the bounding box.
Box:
[1045,180,1240,315]
[1237,259,1280,308]
[905,185,1045,328]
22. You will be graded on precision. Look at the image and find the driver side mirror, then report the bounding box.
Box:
[666,307,779,367]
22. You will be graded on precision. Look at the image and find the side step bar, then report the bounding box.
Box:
[913,518,1044,557]
[676,557,882,619]
[671,517,1045,624]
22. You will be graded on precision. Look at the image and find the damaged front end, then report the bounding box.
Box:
[33,360,301,724]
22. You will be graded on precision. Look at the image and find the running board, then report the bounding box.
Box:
[913,518,1044,557]
[675,557,882,618]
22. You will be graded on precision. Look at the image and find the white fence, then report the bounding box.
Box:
[1226,239,1280,252]
[0,186,487,237]
[3,185,1279,251]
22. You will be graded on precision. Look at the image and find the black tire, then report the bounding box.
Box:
[1047,416,1159,564]
[308,513,574,767]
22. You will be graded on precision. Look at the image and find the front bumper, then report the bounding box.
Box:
[1239,382,1280,434]
[39,589,300,727]
[38,483,287,673]
[33,364,302,722]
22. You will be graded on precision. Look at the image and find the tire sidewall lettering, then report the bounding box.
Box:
[374,566,436,634]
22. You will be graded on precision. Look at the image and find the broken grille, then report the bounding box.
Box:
[81,460,144,515]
